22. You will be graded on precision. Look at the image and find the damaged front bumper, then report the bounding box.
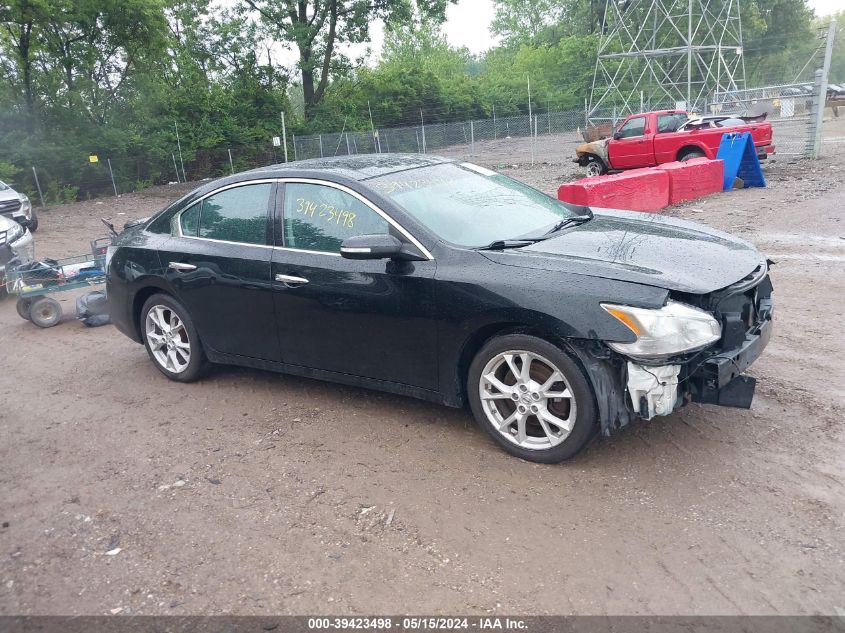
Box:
[571,272,774,435]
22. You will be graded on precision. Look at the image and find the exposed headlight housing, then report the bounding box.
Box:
[18,192,32,218]
[601,300,722,360]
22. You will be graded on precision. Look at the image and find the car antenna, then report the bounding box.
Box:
[101,218,118,237]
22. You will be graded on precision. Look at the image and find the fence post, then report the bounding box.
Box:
[174,120,187,182]
[319,135,324,158]
[281,111,288,162]
[172,154,180,183]
[228,149,234,175]
[293,134,298,161]
[31,166,45,207]
[492,104,497,140]
[420,109,427,154]
[810,21,837,159]
[107,158,118,196]
[470,121,475,156]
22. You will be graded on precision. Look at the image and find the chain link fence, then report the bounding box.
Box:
[7,81,829,207]
[708,82,819,157]
[291,109,588,164]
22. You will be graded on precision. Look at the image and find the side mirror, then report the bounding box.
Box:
[340,234,426,261]
[612,132,622,140]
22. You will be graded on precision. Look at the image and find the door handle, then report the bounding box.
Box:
[275,273,309,286]
[169,262,197,272]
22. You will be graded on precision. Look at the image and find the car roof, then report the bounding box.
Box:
[628,110,687,117]
[244,153,455,182]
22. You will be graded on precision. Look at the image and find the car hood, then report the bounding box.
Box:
[480,208,766,294]
[0,188,20,204]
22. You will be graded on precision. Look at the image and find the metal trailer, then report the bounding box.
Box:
[5,238,110,328]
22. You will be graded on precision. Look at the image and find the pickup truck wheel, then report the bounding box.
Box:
[680,149,706,161]
[585,158,607,177]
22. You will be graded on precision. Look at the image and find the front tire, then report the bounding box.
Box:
[27,211,38,232]
[468,334,598,463]
[141,294,206,382]
[585,158,607,177]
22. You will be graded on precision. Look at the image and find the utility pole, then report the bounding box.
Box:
[687,0,693,108]
[280,111,288,162]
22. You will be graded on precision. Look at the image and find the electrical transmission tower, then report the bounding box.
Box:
[588,0,746,122]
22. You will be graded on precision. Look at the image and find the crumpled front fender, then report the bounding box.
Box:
[574,139,609,165]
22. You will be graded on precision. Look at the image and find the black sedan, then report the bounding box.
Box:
[106,154,773,462]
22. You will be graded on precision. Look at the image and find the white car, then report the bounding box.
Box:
[0,213,35,293]
[0,180,37,232]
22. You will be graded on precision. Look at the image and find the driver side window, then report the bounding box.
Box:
[617,117,645,139]
[282,183,389,253]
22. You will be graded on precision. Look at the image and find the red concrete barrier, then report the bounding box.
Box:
[557,168,670,213]
[655,158,724,204]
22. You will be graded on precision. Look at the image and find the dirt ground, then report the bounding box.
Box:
[1,120,844,617]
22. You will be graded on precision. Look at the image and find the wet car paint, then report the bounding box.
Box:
[107,154,772,432]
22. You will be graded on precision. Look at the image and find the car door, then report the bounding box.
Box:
[608,116,654,168]
[157,181,281,361]
[270,180,439,391]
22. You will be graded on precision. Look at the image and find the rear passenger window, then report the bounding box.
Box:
[198,184,271,245]
[178,203,200,236]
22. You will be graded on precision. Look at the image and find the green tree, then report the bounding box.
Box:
[240,0,454,120]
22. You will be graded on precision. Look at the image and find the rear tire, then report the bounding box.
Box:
[16,297,32,320]
[467,334,598,463]
[27,211,38,233]
[141,293,206,382]
[30,297,61,328]
[679,149,706,161]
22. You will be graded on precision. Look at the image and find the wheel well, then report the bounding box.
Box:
[583,153,605,166]
[132,286,170,339]
[455,323,561,404]
[677,145,706,160]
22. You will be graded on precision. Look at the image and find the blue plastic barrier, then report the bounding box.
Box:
[716,131,766,191]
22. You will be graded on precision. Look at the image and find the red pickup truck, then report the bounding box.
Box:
[574,110,775,176]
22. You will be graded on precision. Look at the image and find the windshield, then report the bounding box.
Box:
[369,163,580,248]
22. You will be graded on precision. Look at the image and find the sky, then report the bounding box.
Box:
[242,0,839,67]
[378,0,840,57]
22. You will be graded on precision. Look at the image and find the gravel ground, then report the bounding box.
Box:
[0,120,844,617]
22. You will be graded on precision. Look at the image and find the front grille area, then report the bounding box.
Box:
[712,269,773,351]
[0,198,22,215]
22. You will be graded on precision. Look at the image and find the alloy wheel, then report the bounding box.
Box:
[145,304,191,374]
[479,350,577,450]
